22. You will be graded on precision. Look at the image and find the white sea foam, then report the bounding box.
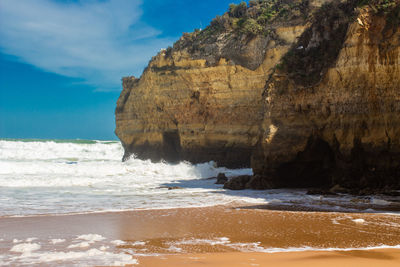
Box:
[64,234,106,249]
[111,240,126,246]
[68,242,91,249]
[167,237,231,246]
[0,139,258,216]
[250,244,400,253]
[167,245,183,252]
[0,139,399,217]
[352,218,366,224]
[50,239,66,244]
[9,248,138,266]
[171,237,231,246]
[331,219,340,225]
[76,234,106,243]
[131,241,147,246]
[166,237,400,254]
[10,243,41,253]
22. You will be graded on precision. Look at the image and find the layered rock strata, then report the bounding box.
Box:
[116,0,400,191]
[253,1,400,191]
[115,0,313,167]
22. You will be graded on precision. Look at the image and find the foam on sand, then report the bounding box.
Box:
[9,248,138,266]
[67,242,91,249]
[352,218,366,224]
[10,243,41,253]
[50,239,66,244]
[111,240,126,246]
[166,237,400,254]
[76,234,106,243]
[131,241,147,246]
[167,245,183,252]
[172,237,231,246]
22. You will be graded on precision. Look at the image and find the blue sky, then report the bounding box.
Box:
[0,0,243,140]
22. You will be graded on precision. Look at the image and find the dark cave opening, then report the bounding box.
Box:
[277,137,335,188]
[162,130,182,162]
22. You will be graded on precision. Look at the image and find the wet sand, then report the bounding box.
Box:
[0,205,399,266]
[138,249,400,267]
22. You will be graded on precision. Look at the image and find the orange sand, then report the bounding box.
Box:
[1,205,399,266]
[138,249,400,267]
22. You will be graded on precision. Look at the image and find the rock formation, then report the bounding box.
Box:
[116,0,400,191]
[116,0,319,167]
[253,0,400,192]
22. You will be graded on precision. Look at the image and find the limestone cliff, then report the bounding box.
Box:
[252,0,400,192]
[115,0,315,167]
[116,0,400,191]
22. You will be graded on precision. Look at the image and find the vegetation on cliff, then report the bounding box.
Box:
[226,0,309,35]
[256,0,400,193]
[165,0,312,69]
[358,0,400,14]
[162,0,399,73]
[272,0,399,88]
[117,0,400,193]
[174,0,309,43]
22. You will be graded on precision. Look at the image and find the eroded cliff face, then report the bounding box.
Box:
[116,0,400,191]
[115,0,313,167]
[115,43,290,167]
[252,2,400,192]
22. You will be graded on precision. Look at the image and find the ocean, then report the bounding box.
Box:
[0,139,398,216]
[0,139,399,266]
[0,138,257,216]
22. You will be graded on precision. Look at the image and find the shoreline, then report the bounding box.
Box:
[1,205,400,243]
[137,249,400,267]
[2,199,399,219]
[1,205,400,265]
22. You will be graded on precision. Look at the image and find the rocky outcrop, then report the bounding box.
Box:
[252,0,400,191]
[116,0,400,191]
[215,173,228,184]
[115,0,314,167]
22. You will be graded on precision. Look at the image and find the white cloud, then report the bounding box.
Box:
[0,0,174,90]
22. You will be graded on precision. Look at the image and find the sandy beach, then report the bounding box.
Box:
[2,139,399,266]
[1,205,399,266]
[1,0,400,266]
[138,249,400,267]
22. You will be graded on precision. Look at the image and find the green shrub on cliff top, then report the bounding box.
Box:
[238,18,263,35]
[357,0,398,13]
[229,2,248,18]
[205,0,309,37]
[170,0,311,56]
[227,0,304,36]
